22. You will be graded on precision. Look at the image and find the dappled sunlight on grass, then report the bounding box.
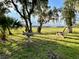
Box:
[0,27,79,59]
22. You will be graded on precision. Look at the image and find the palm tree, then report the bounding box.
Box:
[62,0,76,33]
[0,16,22,41]
[0,2,12,35]
[0,16,8,41]
[0,2,9,41]
[37,7,59,33]
[6,17,23,35]
[12,20,23,29]
[5,17,14,35]
[37,9,48,33]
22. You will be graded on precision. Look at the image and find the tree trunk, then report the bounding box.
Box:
[9,30,13,35]
[7,27,13,35]
[28,14,32,33]
[68,26,72,33]
[37,23,43,33]
[66,18,73,33]
[1,31,7,41]
[25,20,29,32]
[2,34,6,41]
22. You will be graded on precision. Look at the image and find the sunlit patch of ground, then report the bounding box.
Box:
[0,27,79,59]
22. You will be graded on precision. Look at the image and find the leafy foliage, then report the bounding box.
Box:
[4,0,48,32]
[0,2,9,16]
[62,0,76,26]
[0,16,22,40]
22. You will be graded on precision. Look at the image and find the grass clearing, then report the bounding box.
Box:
[0,27,79,59]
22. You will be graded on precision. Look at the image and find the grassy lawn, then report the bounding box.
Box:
[0,27,79,59]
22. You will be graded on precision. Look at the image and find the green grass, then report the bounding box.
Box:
[0,27,79,59]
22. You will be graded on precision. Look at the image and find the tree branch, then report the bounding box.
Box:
[11,0,24,18]
[24,0,29,14]
[29,0,35,14]
[22,5,26,18]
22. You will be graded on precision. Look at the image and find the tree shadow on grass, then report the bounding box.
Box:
[56,39,79,44]
[34,35,79,44]
[66,34,79,38]
[64,36,79,40]
[11,34,25,38]
[72,32,79,34]
[39,32,56,35]
[0,36,79,59]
